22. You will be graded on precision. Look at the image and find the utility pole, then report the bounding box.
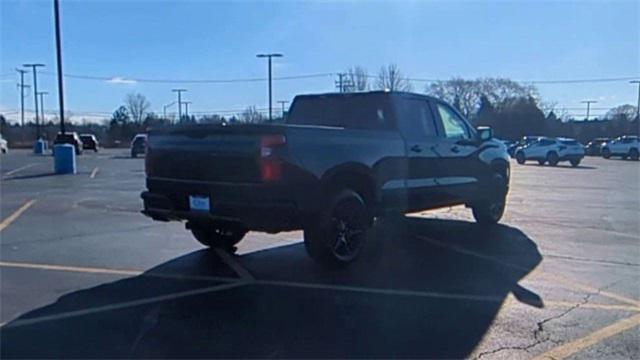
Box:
[23,63,45,139]
[53,0,66,134]
[335,73,346,92]
[37,91,49,124]
[631,81,640,121]
[581,100,597,121]
[16,69,29,127]
[277,100,289,119]
[256,53,283,122]
[183,101,192,119]
[172,89,186,123]
[163,101,176,119]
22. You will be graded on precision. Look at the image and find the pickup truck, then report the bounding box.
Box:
[142,91,510,266]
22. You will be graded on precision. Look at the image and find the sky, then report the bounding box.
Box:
[1,0,638,123]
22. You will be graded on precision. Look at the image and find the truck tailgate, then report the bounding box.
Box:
[146,124,284,183]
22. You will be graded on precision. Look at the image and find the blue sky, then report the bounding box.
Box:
[1,0,638,123]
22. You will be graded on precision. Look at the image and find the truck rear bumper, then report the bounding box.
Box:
[141,178,313,232]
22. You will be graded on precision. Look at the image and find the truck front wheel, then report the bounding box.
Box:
[472,174,507,226]
[304,189,370,267]
[190,223,248,252]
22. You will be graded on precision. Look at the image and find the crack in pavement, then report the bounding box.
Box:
[474,281,621,360]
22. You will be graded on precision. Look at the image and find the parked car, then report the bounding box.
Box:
[141,91,510,266]
[0,134,8,154]
[584,138,609,156]
[602,136,639,160]
[515,137,584,167]
[79,134,99,152]
[53,132,83,155]
[508,136,540,157]
[130,134,147,158]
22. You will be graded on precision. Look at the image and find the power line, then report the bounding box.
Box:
[33,70,638,85]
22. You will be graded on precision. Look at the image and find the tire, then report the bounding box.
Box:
[190,223,248,251]
[547,152,559,166]
[515,152,526,164]
[304,189,371,267]
[629,148,639,161]
[537,159,545,166]
[472,173,507,226]
[570,159,581,167]
[602,148,611,159]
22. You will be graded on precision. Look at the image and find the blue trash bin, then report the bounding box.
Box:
[54,144,76,174]
[33,139,46,154]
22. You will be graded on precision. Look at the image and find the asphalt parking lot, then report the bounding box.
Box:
[0,148,638,359]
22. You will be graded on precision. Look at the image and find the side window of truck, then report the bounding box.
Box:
[394,98,438,139]
[435,103,471,139]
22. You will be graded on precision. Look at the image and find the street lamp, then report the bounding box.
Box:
[256,53,283,121]
[581,100,597,121]
[163,101,176,119]
[23,63,45,139]
[183,101,192,119]
[631,81,640,121]
[172,89,187,123]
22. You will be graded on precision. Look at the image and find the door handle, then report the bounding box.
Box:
[451,146,460,154]
[410,145,422,153]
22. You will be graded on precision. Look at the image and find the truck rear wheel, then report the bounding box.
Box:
[304,189,370,267]
[190,223,248,251]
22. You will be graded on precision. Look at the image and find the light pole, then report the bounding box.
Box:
[256,53,283,122]
[631,81,640,121]
[172,89,187,123]
[53,0,66,135]
[581,100,597,121]
[23,63,45,139]
[37,91,49,124]
[277,100,289,119]
[183,101,192,119]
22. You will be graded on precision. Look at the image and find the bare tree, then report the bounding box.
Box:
[425,77,539,119]
[346,66,369,92]
[605,104,637,121]
[125,93,150,123]
[376,63,413,92]
[239,106,265,123]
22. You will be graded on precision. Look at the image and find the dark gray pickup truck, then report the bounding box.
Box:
[142,91,510,265]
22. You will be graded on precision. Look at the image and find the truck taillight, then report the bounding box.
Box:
[259,134,286,182]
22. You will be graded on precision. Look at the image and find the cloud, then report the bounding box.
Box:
[105,77,137,85]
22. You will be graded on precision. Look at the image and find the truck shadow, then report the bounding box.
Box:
[1,217,542,359]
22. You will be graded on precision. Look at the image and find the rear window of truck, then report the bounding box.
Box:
[287,95,392,130]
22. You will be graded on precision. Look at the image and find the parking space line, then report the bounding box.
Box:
[0,260,238,283]
[2,281,247,329]
[214,248,255,281]
[89,167,99,179]
[0,199,36,232]
[417,235,640,307]
[0,260,142,276]
[543,301,639,312]
[2,164,36,178]
[532,313,640,360]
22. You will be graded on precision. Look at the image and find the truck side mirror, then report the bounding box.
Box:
[477,126,493,142]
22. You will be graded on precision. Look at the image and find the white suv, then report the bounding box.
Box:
[601,136,639,161]
[515,137,585,167]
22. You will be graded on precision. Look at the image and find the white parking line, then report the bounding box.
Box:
[3,281,247,328]
[89,167,99,179]
[3,163,36,178]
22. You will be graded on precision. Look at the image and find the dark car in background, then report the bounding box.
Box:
[131,134,147,158]
[53,132,83,155]
[507,136,540,157]
[79,134,99,152]
[585,137,610,156]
